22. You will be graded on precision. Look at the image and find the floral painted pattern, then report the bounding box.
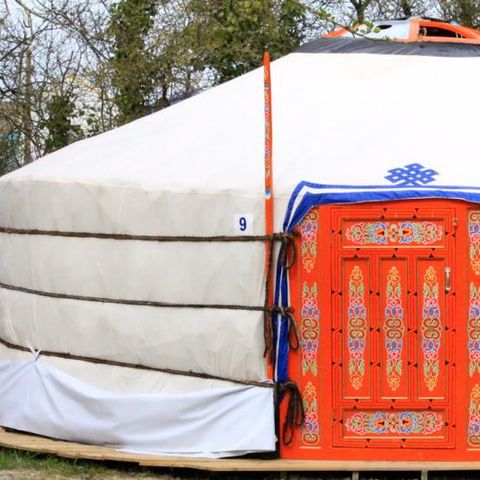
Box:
[469,212,480,276]
[348,266,367,391]
[300,211,319,273]
[302,381,320,445]
[300,210,321,446]
[346,221,443,246]
[421,266,441,392]
[345,411,443,436]
[469,384,480,446]
[469,283,480,377]
[384,266,405,391]
[301,282,319,376]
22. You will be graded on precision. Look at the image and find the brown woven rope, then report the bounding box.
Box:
[0,336,306,443]
[264,306,299,364]
[278,232,298,270]
[277,380,305,445]
[0,336,274,389]
[282,308,299,351]
[0,281,269,311]
[0,232,298,316]
[263,236,275,359]
[0,227,295,244]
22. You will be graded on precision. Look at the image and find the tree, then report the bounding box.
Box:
[108,0,158,124]
[437,0,480,29]
[0,0,110,164]
[400,0,414,16]
[42,93,78,154]
[185,0,307,82]
[350,0,373,23]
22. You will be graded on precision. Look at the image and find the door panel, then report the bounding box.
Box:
[417,258,446,400]
[380,258,408,399]
[342,258,371,399]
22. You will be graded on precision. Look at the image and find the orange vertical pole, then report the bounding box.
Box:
[264,51,274,240]
[264,52,274,381]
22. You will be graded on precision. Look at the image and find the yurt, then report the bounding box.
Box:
[3,17,480,464]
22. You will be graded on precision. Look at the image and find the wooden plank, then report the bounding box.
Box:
[137,459,480,472]
[4,428,480,472]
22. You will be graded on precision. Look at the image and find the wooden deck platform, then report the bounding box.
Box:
[2,427,480,472]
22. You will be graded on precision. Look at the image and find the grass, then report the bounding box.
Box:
[0,447,159,478]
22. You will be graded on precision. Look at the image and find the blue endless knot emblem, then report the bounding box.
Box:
[385,163,438,187]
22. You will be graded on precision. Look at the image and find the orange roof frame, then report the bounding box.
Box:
[325,17,480,44]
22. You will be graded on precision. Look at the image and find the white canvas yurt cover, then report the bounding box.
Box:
[2,38,480,457]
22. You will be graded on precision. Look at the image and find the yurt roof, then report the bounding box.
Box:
[2,38,480,235]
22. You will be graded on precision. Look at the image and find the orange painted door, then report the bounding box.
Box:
[282,199,480,461]
[331,205,454,450]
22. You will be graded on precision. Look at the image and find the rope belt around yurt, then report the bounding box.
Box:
[0,226,303,445]
[0,335,303,446]
[0,336,271,387]
[0,226,295,244]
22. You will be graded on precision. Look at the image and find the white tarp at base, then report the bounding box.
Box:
[0,359,276,457]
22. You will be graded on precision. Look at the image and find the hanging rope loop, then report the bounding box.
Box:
[268,306,299,352]
[276,232,298,270]
[277,380,304,446]
[263,308,275,362]
[285,308,299,351]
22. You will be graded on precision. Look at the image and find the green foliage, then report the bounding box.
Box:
[276,0,308,49]
[0,132,19,175]
[185,0,307,82]
[42,93,78,155]
[438,0,480,28]
[108,0,158,125]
